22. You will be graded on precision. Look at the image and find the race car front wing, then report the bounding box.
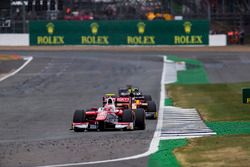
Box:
[72,122,134,130]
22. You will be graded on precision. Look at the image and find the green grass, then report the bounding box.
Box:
[165,98,173,106]
[148,139,187,167]
[167,55,209,84]
[174,135,250,167]
[162,56,250,167]
[149,56,250,167]
[167,82,250,121]
[206,122,250,135]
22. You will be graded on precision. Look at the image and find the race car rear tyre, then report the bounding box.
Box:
[135,108,146,130]
[122,109,133,122]
[73,110,86,132]
[147,101,157,113]
[144,95,152,102]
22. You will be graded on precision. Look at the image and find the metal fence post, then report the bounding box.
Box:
[22,0,26,33]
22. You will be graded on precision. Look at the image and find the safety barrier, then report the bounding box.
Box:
[29,20,209,46]
[209,34,227,46]
[0,34,226,47]
[0,34,29,46]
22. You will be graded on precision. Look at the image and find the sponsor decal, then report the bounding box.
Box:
[37,22,64,45]
[116,97,130,102]
[127,22,155,45]
[37,36,64,45]
[137,22,145,34]
[174,35,203,45]
[47,22,55,34]
[89,124,97,129]
[81,36,109,45]
[184,21,192,34]
[30,20,208,45]
[81,22,109,45]
[91,22,99,35]
[127,36,155,45]
[174,21,203,45]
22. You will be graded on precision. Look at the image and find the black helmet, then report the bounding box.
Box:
[107,98,113,104]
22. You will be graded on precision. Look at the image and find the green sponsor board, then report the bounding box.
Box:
[242,88,250,104]
[29,20,209,46]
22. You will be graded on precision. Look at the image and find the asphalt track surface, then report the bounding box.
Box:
[167,51,250,83]
[1,49,250,167]
[0,51,162,167]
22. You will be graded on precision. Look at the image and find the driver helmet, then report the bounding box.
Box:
[107,98,113,105]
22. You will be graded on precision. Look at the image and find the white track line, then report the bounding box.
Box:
[0,56,33,82]
[35,57,167,167]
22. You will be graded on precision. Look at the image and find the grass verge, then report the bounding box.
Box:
[149,56,250,167]
[165,98,173,106]
[166,56,250,167]
[206,122,250,135]
[167,82,250,121]
[174,135,250,167]
[148,139,187,167]
[167,55,208,84]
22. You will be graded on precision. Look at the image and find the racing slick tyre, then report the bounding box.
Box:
[147,101,157,119]
[122,109,133,122]
[98,121,105,131]
[135,108,146,130]
[73,110,86,132]
[147,101,156,113]
[144,95,152,102]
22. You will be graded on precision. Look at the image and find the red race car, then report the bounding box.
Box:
[72,97,145,132]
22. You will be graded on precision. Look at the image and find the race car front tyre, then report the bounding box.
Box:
[73,110,86,132]
[144,95,152,102]
[73,110,86,122]
[135,108,146,130]
[98,121,105,131]
[147,101,157,113]
[122,109,133,122]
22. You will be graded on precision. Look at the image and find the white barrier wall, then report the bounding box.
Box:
[0,34,29,46]
[209,34,227,46]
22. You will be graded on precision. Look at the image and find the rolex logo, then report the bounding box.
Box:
[184,21,192,34]
[47,22,55,35]
[90,22,99,35]
[137,22,145,34]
